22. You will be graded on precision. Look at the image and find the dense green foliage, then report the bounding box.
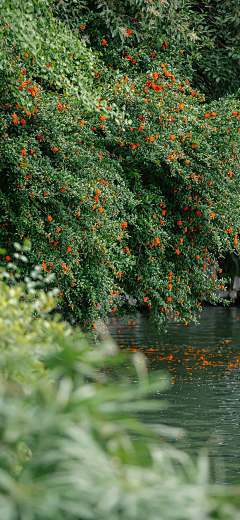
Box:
[1,3,240,515]
[0,275,240,520]
[0,0,240,332]
[53,0,240,100]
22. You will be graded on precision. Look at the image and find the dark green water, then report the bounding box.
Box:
[107,306,240,484]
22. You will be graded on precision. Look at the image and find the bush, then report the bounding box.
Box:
[0,276,240,519]
[1,0,240,333]
[52,0,240,100]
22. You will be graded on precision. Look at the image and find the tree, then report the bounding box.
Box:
[1,0,240,332]
[52,0,240,100]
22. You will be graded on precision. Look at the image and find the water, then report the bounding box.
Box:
[107,306,240,484]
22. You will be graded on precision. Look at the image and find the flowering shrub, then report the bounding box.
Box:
[52,0,240,100]
[0,0,100,112]
[0,0,240,332]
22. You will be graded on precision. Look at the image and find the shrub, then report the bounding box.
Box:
[0,276,240,519]
[1,0,240,333]
[52,0,240,100]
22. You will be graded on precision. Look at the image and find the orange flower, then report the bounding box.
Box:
[67,246,71,252]
[166,297,172,302]
[24,53,28,57]
[210,212,215,219]
[153,214,156,219]
[143,297,148,302]
[170,134,175,140]
[229,170,233,177]
[232,111,238,117]
[81,120,85,125]
[204,113,210,118]
[59,293,63,297]
[176,249,180,255]
[41,262,47,271]
[47,216,53,221]
[102,38,107,46]
[53,147,58,151]
[179,103,184,109]
[5,256,10,261]
[168,284,172,289]
[96,189,101,194]
[127,29,132,35]
[100,115,106,121]
[50,262,53,266]
[211,112,217,116]
[149,136,155,142]
[99,206,103,213]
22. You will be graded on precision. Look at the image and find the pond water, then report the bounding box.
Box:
[106,306,240,484]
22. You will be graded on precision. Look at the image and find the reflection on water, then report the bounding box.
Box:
[107,306,240,484]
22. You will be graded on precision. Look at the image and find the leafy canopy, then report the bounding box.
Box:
[0,0,240,332]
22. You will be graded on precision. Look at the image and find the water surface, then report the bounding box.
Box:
[107,306,240,484]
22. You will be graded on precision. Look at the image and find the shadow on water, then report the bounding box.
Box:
[107,306,240,484]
